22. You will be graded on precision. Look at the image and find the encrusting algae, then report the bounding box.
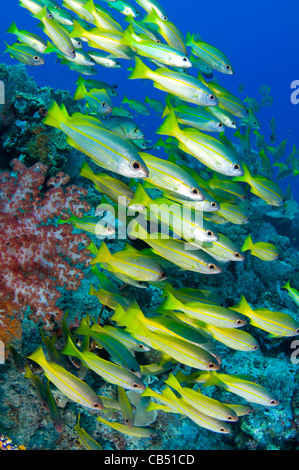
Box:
[0,0,299,452]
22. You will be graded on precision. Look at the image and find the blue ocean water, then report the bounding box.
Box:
[1,0,298,198]
[1,0,299,452]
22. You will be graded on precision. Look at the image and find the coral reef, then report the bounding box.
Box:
[0,158,92,339]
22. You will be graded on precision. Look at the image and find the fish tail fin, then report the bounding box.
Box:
[127,219,149,241]
[145,96,151,104]
[74,316,92,336]
[156,110,181,138]
[79,161,95,182]
[7,21,18,35]
[160,291,182,311]
[33,6,47,21]
[129,56,152,80]
[202,371,221,387]
[110,304,127,325]
[74,80,88,101]
[230,295,253,316]
[241,234,253,252]
[130,183,152,208]
[232,162,252,183]
[90,241,112,266]
[164,372,181,391]
[282,280,291,291]
[161,94,173,118]
[121,23,135,47]
[61,332,80,359]
[70,19,87,39]
[27,346,47,366]
[161,283,176,298]
[144,8,160,25]
[84,0,96,13]
[43,100,69,130]
[185,31,193,46]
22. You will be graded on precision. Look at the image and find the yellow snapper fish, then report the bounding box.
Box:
[118,386,135,428]
[34,7,76,59]
[90,241,167,283]
[128,220,222,275]
[89,284,131,310]
[120,300,221,362]
[28,346,104,410]
[62,0,96,23]
[121,24,192,69]
[129,57,218,107]
[62,331,146,390]
[74,414,103,450]
[232,163,286,207]
[200,322,259,352]
[97,416,157,438]
[162,283,225,306]
[282,280,299,307]
[74,317,142,377]
[79,161,144,211]
[163,191,220,213]
[157,386,232,434]
[203,371,279,407]
[241,234,279,261]
[112,305,221,370]
[43,101,149,179]
[7,21,47,53]
[202,80,249,118]
[45,42,96,67]
[164,373,239,422]
[87,51,121,68]
[3,42,44,66]
[198,233,245,263]
[102,115,144,140]
[70,21,134,60]
[163,99,225,133]
[142,8,187,54]
[130,184,219,244]
[74,79,113,116]
[82,0,123,32]
[160,291,246,328]
[230,295,299,337]
[145,96,164,113]
[138,152,205,201]
[216,202,250,225]
[186,32,234,75]
[122,95,150,115]
[136,0,168,19]
[156,111,243,177]
[57,215,115,237]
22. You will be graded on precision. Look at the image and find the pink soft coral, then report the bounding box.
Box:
[0,159,92,333]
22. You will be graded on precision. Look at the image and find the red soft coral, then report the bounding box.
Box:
[0,159,92,336]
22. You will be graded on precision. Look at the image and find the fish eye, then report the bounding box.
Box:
[253,345,259,350]
[242,195,246,200]
[47,13,53,19]
[270,399,279,405]
[162,15,168,20]
[233,164,240,171]
[156,39,162,43]
[208,362,217,368]
[191,187,200,195]
[225,65,231,71]
[160,272,166,278]
[89,58,94,62]
[182,57,188,62]
[102,102,106,107]
[54,5,61,8]
[234,252,241,258]
[77,41,82,46]
[210,202,217,208]
[93,402,101,408]
[138,344,145,349]
[217,122,223,128]
[236,319,244,325]
[208,263,216,271]
[33,55,40,61]
[209,94,216,101]
[134,127,139,133]
[227,415,234,421]
[130,160,142,171]
[71,49,75,55]
[205,230,214,237]
[132,383,139,388]
[282,198,286,203]
[232,121,236,126]
[220,427,227,433]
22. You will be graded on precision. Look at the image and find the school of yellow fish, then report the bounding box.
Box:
[7,0,299,448]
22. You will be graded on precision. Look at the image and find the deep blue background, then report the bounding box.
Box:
[1,0,298,197]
